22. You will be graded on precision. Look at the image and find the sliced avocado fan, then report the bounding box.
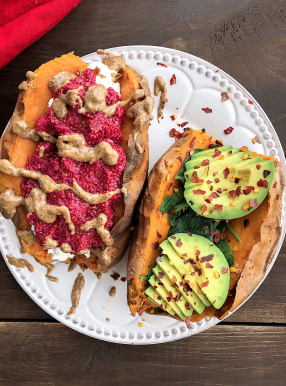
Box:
[146,233,230,320]
[184,146,274,219]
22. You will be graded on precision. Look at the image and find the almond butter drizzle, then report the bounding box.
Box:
[11,120,40,142]
[48,71,77,93]
[80,213,112,245]
[44,263,58,282]
[67,272,85,315]
[6,254,34,272]
[52,86,83,118]
[154,76,167,119]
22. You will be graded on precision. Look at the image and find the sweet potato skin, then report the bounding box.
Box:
[127,132,285,321]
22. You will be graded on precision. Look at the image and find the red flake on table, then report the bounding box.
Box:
[202,159,209,166]
[170,74,177,85]
[257,179,268,188]
[222,267,229,274]
[157,62,167,68]
[170,114,176,121]
[224,126,234,135]
[215,178,220,183]
[206,263,213,269]
[249,199,259,208]
[176,239,182,247]
[192,175,204,183]
[157,230,162,238]
[151,242,159,249]
[243,186,254,195]
[223,167,230,179]
[200,254,214,263]
[193,189,206,195]
[255,136,261,144]
[248,100,253,105]
[121,277,127,282]
[202,107,212,113]
[110,272,120,281]
[190,137,196,149]
[201,280,209,288]
[212,148,221,158]
[214,204,223,212]
[263,170,271,178]
[221,92,229,102]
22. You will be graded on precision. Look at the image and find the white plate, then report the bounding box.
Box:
[1,46,285,345]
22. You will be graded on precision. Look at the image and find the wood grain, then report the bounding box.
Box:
[0,322,285,385]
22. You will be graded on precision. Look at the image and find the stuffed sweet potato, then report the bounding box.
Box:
[0,50,154,273]
[127,129,284,322]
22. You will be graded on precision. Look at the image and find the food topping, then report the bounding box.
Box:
[202,107,212,113]
[6,254,34,272]
[154,76,167,119]
[67,273,85,315]
[221,92,229,102]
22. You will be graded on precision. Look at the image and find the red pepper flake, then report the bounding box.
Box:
[192,176,204,183]
[169,211,177,216]
[273,181,277,188]
[169,128,182,140]
[207,180,212,184]
[213,172,218,176]
[228,150,233,155]
[157,230,162,238]
[215,178,220,183]
[176,239,182,247]
[255,136,261,144]
[178,156,183,162]
[200,254,214,263]
[185,316,192,329]
[170,236,176,240]
[214,204,223,212]
[201,280,209,288]
[263,170,271,178]
[257,179,268,188]
[212,192,219,198]
[244,219,250,228]
[190,137,196,149]
[243,186,254,195]
[249,199,259,208]
[215,139,223,147]
[224,126,234,135]
[156,256,162,262]
[170,114,176,121]
[202,107,212,113]
[110,272,120,281]
[222,267,228,274]
[212,148,221,158]
[157,62,167,68]
[121,277,127,282]
[193,189,206,195]
[217,188,222,193]
[151,242,159,249]
[187,231,192,237]
[174,294,181,302]
[202,159,209,166]
[248,100,253,105]
[210,186,213,191]
[166,297,171,302]
[206,263,214,269]
[221,92,229,102]
[170,74,176,85]
[223,167,230,179]
[256,164,261,170]
[201,205,207,212]
[177,121,188,127]
[228,190,236,198]
[205,194,213,204]
[236,186,241,196]
[185,302,190,310]
[158,272,164,280]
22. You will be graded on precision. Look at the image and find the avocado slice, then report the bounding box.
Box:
[185,148,241,172]
[153,264,193,317]
[168,233,230,309]
[189,146,233,161]
[148,275,185,320]
[145,286,175,316]
[184,147,275,219]
[160,240,211,307]
[156,255,205,314]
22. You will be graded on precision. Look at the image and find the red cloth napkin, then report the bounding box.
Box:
[0,0,82,69]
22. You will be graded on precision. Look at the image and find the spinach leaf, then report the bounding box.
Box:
[140,262,157,281]
[216,240,234,266]
[160,187,185,213]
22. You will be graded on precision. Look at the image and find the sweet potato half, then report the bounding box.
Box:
[0,52,152,272]
[127,129,284,321]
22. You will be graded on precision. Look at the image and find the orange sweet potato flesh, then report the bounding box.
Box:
[127,134,284,322]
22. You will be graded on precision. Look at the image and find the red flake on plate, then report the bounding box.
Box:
[221,92,229,102]
[202,107,212,113]
[257,179,268,188]
[224,126,234,135]
[121,277,127,282]
[214,204,223,212]
[185,316,192,329]
[151,242,159,249]
[263,170,271,178]
[177,121,189,127]
[193,189,206,195]
[170,74,177,85]
[202,159,209,166]
[223,167,230,179]
[157,62,167,68]
[201,280,209,288]
[249,199,259,208]
[110,272,120,281]
[170,114,176,121]
[248,100,253,105]
[222,267,229,274]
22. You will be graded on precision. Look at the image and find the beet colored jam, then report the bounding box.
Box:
[21,69,126,254]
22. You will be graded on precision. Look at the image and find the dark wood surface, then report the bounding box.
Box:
[0,0,285,385]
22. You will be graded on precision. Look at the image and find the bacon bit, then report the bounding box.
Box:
[257,179,268,188]
[210,186,213,191]
[214,271,220,279]
[200,205,208,212]
[205,194,213,204]
[249,199,259,208]
[176,239,182,247]
[224,126,234,135]
[193,189,206,195]
[202,107,212,113]
[170,114,177,121]
[243,186,254,195]
[201,281,209,288]
[244,219,250,228]
[200,254,214,263]
[222,267,229,274]
[214,204,223,212]
[263,170,271,178]
[190,137,196,149]
[185,316,192,329]
[192,176,204,183]
[215,139,223,147]
[177,121,189,128]
[214,178,220,183]
[240,146,248,152]
[212,148,221,158]
[157,230,162,238]
[158,272,164,280]
[202,159,209,166]
[151,242,159,249]
[110,272,120,281]
[166,296,171,302]
[248,100,253,105]
[223,167,230,179]
[206,263,213,268]
[221,92,229,102]
[170,74,177,85]
[157,62,167,68]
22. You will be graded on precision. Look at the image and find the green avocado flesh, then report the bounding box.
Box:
[146,233,230,320]
[184,146,274,219]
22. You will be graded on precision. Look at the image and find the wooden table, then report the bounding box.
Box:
[0,1,285,384]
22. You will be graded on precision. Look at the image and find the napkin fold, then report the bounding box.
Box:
[0,0,82,69]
